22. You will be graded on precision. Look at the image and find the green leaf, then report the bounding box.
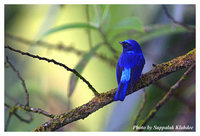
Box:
[138,24,190,44]
[92,5,110,32]
[101,5,110,23]
[100,5,110,32]
[27,6,60,49]
[68,43,103,97]
[109,24,192,44]
[93,5,101,27]
[40,23,98,39]
[112,16,144,32]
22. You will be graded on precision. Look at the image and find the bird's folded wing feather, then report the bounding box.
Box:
[130,55,145,85]
[117,53,145,85]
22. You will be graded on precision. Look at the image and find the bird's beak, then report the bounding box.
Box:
[119,41,123,45]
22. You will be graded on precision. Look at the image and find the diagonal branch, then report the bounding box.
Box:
[138,63,195,128]
[5,103,55,119]
[133,88,146,126]
[5,33,117,67]
[5,33,85,55]
[5,45,99,96]
[33,48,195,131]
[5,103,33,123]
[162,5,195,31]
[5,109,13,131]
[6,56,29,106]
[155,80,194,111]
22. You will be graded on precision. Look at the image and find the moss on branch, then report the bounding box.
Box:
[34,48,195,131]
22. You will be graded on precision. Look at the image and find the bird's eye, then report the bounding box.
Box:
[124,43,129,47]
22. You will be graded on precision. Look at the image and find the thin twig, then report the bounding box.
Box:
[162,5,195,31]
[19,104,55,118]
[33,49,195,131]
[96,53,116,66]
[98,28,119,60]
[133,88,146,127]
[5,103,55,119]
[5,103,33,123]
[5,33,85,55]
[5,45,100,96]
[138,64,195,128]
[14,112,33,123]
[6,56,29,106]
[5,33,116,67]
[5,62,10,68]
[5,111,12,131]
[155,81,195,111]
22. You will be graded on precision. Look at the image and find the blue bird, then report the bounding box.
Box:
[114,39,145,101]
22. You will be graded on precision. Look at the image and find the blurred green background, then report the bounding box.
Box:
[5,5,195,131]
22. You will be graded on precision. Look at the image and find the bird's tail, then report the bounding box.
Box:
[114,82,129,101]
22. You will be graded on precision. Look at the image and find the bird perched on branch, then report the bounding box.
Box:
[114,39,145,101]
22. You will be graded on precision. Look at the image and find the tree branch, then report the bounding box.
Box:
[133,88,146,127]
[6,56,29,106]
[155,80,195,111]
[5,33,117,67]
[5,109,13,131]
[5,103,55,119]
[5,103,33,123]
[138,63,195,128]
[5,33,85,55]
[162,5,195,31]
[33,48,195,131]
[5,45,100,96]
[98,28,119,60]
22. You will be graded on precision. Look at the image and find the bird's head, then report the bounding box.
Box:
[119,39,142,53]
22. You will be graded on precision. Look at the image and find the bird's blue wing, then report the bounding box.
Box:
[129,55,145,90]
[116,62,123,85]
[114,67,131,101]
